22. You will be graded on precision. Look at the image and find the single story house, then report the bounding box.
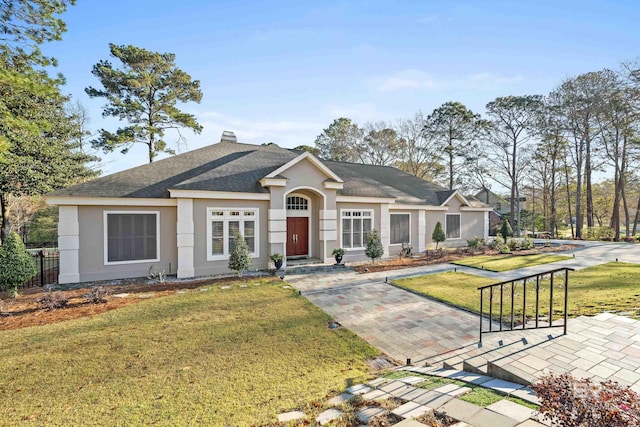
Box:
[47,133,492,284]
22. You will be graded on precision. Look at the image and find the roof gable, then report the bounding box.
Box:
[263,151,343,183]
[439,190,470,207]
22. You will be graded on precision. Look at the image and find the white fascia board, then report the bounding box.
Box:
[323,181,344,190]
[460,206,494,212]
[259,177,288,188]
[336,196,396,204]
[47,196,177,206]
[440,190,470,207]
[169,189,270,200]
[390,204,443,210]
[264,151,344,183]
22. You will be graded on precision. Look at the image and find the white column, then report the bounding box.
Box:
[380,204,390,256]
[417,209,426,252]
[268,209,287,243]
[176,199,195,278]
[58,205,80,284]
[319,209,337,263]
[484,211,490,240]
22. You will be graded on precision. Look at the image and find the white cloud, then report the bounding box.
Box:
[194,111,323,148]
[371,69,523,92]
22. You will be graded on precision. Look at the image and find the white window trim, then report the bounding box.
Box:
[340,209,374,251]
[206,208,260,261]
[286,193,311,218]
[390,212,411,246]
[103,211,160,266]
[445,213,462,240]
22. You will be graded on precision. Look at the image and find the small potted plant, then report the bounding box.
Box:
[332,248,345,265]
[270,253,284,270]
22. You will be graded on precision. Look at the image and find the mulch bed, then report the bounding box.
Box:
[353,244,578,274]
[0,276,270,331]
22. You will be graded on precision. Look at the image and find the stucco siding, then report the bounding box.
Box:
[461,211,485,240]
[192,199,270,276]
[77,206,177,282]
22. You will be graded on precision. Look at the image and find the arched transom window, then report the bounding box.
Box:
[287,196,309,211]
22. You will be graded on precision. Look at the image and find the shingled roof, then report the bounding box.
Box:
[50,141,470,206]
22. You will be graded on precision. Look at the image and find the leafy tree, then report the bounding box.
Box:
[424,101,487,190]
[0,0,75,157]
[395,111,443,181]
[359,121,405,166]
[364,229,384,263]
[432,222,445,249]
[485,95,544,236]
[86,43,203,163]
[0,232,37,298]
[293,145,320,156]
[0,72,98,242]
[500,219,513,243]
[228,231,252,277]
[314,117,362,162]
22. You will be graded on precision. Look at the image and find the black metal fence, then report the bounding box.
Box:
[22,249,60,288]
[478,267,573,342]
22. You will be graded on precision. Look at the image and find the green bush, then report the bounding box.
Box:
[507,238,520,251]
[228,232,252,277]
[0,232,37,298]
[365,229,384,263]
[432,222,446,249]
[521,237,534,249]
[500,220,513,243]
[467,236,486,249]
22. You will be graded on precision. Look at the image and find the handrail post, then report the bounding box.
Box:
[489,287,493,332]
[550,272,554,326]
[536,276,540,328]
[479,288,483,342]
[522,279,527,330]
[564,269,569,335]
[39,250,45,287]
[510,281,515,330]
[499,284,503,331]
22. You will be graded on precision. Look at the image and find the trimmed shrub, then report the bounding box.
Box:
[0,232,37,298]
[500,220,513,243]
[228,231,252,277]
[507,238,521,251]
[521,237,534,249]
[467,236,486,249]
[432,222,445,249]
[533,373,640,427]
[365,229,384,263]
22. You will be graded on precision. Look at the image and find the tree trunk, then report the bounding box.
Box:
[0,193,9,244]
[564,161,575,239]
[585,133,594,228]
[633,196,640,236]
[510,137,517,234]
[610,166,621,241]
[448,129,454,190]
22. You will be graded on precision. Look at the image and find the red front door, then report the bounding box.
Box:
[287,217,309,257]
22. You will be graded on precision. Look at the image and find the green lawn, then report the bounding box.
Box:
[452,254,571,272]
[0,280,378,426]
[394,262,640,319]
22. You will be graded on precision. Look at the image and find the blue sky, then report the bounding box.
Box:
[45,0,640,175]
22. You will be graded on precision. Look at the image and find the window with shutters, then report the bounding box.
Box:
[104,212,159,264]
[207,208,259,260]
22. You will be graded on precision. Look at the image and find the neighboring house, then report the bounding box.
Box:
[47,133,492,284]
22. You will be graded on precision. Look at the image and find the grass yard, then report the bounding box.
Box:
[394,262,640,319]
[0,280,378,426]
[452,254,571,272]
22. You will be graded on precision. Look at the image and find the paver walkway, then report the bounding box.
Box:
[287,240,640,392]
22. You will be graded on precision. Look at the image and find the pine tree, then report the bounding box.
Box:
[501,220,513,243]
[228,232,251,277]
[365,229,384,263]
[432,222,445,249]
[0,232,37,298]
